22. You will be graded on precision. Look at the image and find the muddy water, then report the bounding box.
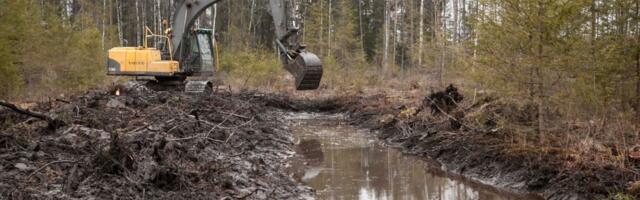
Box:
[285,113,540,200]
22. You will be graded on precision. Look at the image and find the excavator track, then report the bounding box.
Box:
[289,52,323,90]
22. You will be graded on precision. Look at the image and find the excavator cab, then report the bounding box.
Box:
[179,29,216,76]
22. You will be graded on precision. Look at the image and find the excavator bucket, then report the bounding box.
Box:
[287,52,323,90]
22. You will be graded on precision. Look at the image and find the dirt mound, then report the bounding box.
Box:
[0,82,312,199]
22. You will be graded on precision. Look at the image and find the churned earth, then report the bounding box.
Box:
[0,82,313,199]
[0,82,638,200]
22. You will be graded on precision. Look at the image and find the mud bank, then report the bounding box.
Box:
[0,83,312,199]
[344,94,639,200]
[280,93,639,200]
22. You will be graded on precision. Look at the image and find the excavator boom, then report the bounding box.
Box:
[171,0,222,58]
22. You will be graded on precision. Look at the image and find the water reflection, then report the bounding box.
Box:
[286,113,538,200]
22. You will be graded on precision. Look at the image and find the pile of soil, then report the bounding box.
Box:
[0,82,312,199]
[328,86,640,200]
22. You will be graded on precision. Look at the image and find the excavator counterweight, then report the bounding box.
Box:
[107,0,322,91]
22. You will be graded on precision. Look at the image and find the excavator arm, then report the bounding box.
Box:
[170,0,322,90]
[170,0,222,58]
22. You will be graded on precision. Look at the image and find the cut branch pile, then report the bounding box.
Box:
[0,81,312,199]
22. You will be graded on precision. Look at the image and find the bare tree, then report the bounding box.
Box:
[453,0,459,42]
[383,0,390,72]
[358,0,365,53]
[212,4,217,33]
[102,0,106,50]
[135,0,141,46]
[438,0,446,85]
[328,0,332,58]
[419,0,425,66]
[249,0,256,33]
[117,0,124,46]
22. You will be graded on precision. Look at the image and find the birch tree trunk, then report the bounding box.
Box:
[320,0,324,51]
[439,0,446,86]
[155,0,160,44]
[453,0,459,43]
[142,0,146,41]
[590,0,598,99]
[102,0,106,50]
[392,0,399,68]
[64,0,72,24]
[536,1,546,142]
[328,0,332,58]
[635,0,640,125]
[212,4,217,33]
[419,0,424,66]
[117,0,124,46]
[358,0,365,53]
[136,0,141,46]
[461,0,466,39]
[383,0,390,72]
[432,0,439,74]
[170,0,175,19]
[472,0,478,66]
[157,0,162,34]
[249,0,256,32]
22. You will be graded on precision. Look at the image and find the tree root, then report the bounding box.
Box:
[0,100,66,129]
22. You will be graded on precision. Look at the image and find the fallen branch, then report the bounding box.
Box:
[170,135,224,143]
[55,98,71,104]
[219,111,251,120]
[27,160,77,179]
[0,100,66,129]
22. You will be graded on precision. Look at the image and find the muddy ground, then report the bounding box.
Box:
[0,82,313,199]
[1,83,638,200]
[303,88,640,200]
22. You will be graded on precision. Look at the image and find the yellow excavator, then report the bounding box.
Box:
[107,0,323,92]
